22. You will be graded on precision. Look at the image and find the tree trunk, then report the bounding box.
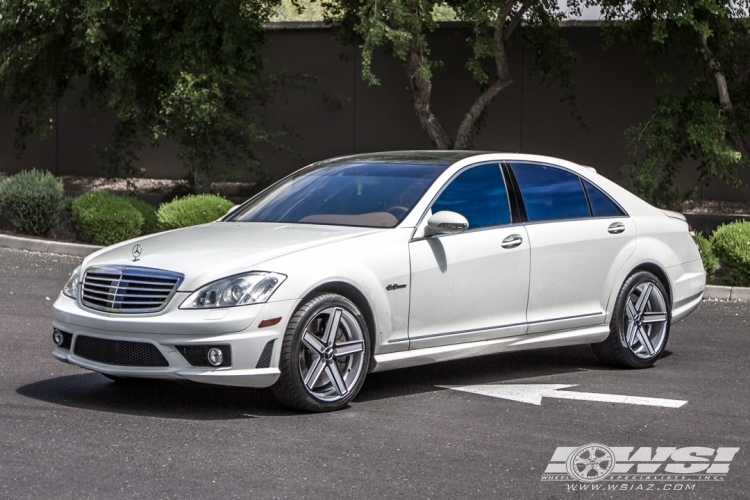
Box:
[701,33,750,158]
[403,1,521,150]
[404,43,453,149]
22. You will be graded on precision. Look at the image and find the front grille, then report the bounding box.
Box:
[176,345,232,367]
[255,340,276,369]
[73,335,169,367]
[81,265,184,313]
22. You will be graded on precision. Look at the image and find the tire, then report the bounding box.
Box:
[271,293,371,412]
[592,271,671,369]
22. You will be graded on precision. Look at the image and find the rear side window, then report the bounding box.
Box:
[583,180,624,217]
[432,164,511,229]
[510,163,590,221]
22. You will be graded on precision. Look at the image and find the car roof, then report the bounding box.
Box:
[317,150,492,166]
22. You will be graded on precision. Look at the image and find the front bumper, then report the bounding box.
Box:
[51,294,299,388]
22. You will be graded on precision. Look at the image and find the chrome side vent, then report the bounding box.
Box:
[81,265,184,314]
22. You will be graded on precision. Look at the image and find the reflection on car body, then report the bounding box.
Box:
[52,151,705,412]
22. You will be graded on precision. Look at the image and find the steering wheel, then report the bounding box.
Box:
[385,206,409,218]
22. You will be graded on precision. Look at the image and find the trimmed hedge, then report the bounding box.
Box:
[695,231,720,281]
[711,221,750,287]
[157,194,234,230]
[72,191,144,246]
[123,196,159,235]
[0,169,64,235]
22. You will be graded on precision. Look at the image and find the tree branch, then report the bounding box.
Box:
[454,27,513,149]
[504,4,529,41]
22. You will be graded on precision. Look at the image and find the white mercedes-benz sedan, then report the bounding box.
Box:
[52,151,705,412]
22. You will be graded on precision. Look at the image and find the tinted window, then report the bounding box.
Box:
[432,164,510,228]
[232,162,447,228]
[583,180,624,217]
[510,163,590,221]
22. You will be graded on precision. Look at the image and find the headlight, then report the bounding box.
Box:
[180,272,286,309]
[62,266,81,299]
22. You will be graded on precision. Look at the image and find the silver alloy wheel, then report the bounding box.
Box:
[624,282,669,359]
[298,306,366,402]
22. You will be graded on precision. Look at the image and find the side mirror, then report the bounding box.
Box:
[426,211,469,236]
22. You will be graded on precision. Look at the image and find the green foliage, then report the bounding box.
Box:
[157,195,235,230]
[71,192,144,246]
[711,220,750,287]
[0,169,64,235]
[601,1,750,202]
[0,0,282,192]
[695,231,720,280]
[323,0,582,149]
[123,197,159,235]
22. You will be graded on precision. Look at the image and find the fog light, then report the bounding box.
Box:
[53,330,64,346]
[207,348,224,367]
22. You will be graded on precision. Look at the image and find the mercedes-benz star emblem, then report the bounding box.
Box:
[132,244,143,261]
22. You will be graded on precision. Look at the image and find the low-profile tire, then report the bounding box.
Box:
[592,271,671,369]
[271,293,371,412]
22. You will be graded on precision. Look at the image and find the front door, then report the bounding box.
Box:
[408,163,530,349]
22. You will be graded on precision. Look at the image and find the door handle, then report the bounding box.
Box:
[501,234,523,249]
[608,222,626,234]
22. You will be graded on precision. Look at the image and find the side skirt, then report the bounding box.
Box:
[370,324,610,373]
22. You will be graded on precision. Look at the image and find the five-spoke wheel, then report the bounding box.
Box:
[271,293,370,412]
[592,271,671,368]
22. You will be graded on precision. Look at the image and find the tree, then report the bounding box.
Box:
[0,0,280,192]
[322,0,584,150]
[599,0,750,207]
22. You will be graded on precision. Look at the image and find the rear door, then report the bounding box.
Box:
[508,162,636,334]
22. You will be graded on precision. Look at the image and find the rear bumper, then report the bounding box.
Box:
[51,294,299,388]
[668,260,706,324]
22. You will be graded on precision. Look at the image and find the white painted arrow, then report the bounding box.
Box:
[441,384,687,408]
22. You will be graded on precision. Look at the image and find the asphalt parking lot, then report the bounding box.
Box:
[1,247,749,499]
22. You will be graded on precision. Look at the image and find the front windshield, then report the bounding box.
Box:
[231,161,448,228]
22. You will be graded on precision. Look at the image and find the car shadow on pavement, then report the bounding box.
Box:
[16,344,661,419]
[16,373,295,420]
[356,344,626,403]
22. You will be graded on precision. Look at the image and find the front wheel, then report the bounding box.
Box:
[271,293,370,412]
[592,271,671,368]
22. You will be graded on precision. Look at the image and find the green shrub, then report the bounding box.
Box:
[157,194,234,230]
[72,191,143,246]
[711,221,750,287]
[123,196,159,235]
[0,169,64,235]
[695,232,720,281]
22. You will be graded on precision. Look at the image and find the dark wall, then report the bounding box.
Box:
[2,24,748,201]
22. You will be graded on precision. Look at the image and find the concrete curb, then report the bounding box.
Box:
[0,234,102,257]
[1,234,749,300]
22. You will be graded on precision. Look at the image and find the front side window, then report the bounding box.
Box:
[510,163,590,221]
[431,164,511,229]
[231,161,448,228]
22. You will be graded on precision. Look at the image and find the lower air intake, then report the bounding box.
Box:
[73,335,169,367]
[255,340,276,369]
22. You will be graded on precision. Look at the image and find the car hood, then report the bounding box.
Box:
[83,222,380,291]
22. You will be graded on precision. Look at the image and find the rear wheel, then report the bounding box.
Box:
[592,271,671,368]
[271,293,370,412]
